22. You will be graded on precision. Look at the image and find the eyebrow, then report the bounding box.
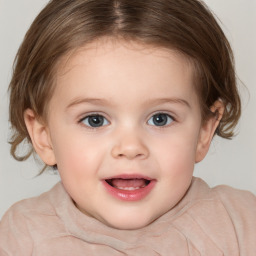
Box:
[143,98,191,108]
[66,98,111,110]
[66,97,191,109]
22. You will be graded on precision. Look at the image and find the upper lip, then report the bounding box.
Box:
[103,174,154,181]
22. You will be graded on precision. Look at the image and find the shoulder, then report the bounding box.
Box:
[189,178,256,253]
[0,182,65,255]
[1,181,63,221]
[212,183,256,238]
[189,177,256,213]
[213,183,256,211]
[192,177,256,226]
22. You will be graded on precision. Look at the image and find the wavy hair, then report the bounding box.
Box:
[9,0,241,168]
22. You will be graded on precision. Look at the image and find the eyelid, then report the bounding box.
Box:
[147,111,176,121]
[78,112,110,128]
[78,112,108,121]
[147,112,176,127]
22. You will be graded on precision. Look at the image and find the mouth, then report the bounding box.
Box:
[105,178,151,191]
[102,175,156,201]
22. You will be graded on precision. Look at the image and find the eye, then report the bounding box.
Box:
[81,114,109,128]
[147,113,173,127]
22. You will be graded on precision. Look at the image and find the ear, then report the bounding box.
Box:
[195,100,224,163]
[24,109,56,166]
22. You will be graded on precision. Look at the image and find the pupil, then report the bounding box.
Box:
[88,115,104,127]
[153,114,167,126]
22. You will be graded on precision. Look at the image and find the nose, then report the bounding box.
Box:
[111,131,149,160]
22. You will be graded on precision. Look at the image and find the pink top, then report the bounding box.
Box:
[0,177,256,255]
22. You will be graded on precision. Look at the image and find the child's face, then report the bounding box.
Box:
[28,39,218,229]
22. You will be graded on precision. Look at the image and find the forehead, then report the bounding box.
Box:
[61,38,194,73]
[51,39,198,108]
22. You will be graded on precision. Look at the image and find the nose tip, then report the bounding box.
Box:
[113,151,146,160]
[111,136,149,160]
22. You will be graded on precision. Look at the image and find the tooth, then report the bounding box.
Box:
[114,186,144,191]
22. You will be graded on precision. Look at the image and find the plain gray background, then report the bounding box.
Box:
[0,0,255,218]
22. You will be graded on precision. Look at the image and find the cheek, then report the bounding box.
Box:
[52,132,107,177]
[151,129,199,174]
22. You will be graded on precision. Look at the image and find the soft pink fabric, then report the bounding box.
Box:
[0,177,256,255]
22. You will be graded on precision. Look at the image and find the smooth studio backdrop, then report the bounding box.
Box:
[0,0,256,218]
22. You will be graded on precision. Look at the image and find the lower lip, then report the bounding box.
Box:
[102,180,156,201]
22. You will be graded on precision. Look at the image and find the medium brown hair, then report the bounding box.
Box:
[9,0,241,165]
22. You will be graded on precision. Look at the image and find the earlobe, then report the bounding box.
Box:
[24,109,56,166]
[195,100,224,163]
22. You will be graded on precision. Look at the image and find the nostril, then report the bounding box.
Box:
[111,139,149,160]
[117,152,146,160]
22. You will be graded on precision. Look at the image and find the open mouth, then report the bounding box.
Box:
[105,178,151,191]
[103,176,156,201]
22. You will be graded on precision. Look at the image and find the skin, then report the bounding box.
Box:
[25,39,222,230]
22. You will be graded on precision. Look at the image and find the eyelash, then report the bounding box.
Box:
[78,112,176,129]
[79,113,110,129]
[147,112,175,127]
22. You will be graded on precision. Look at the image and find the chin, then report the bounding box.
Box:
[103,213,156,230]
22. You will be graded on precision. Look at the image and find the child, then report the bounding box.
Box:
[0,0,255,255]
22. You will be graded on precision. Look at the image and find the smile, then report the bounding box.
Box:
[102,175,156,201]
